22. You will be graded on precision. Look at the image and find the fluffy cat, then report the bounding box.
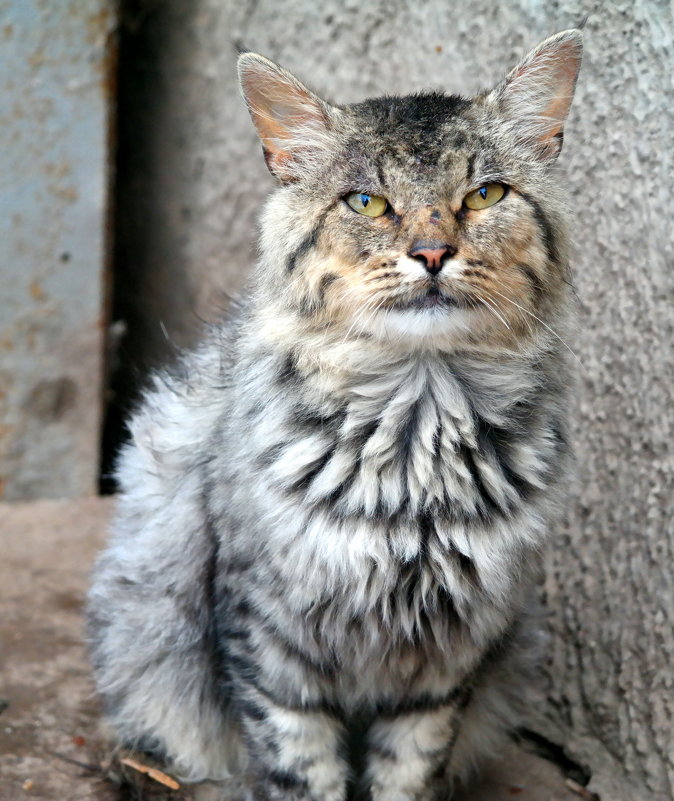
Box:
[87,29,582,801]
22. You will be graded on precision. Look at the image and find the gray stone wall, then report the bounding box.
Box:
[112,1,672,799]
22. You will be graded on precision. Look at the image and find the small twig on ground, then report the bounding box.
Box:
[44,748,103,774]
[120,756,181,790]
[565,777,600,800]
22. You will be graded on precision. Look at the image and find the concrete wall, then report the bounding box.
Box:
[0,0,116,500]
[109,1,674,798]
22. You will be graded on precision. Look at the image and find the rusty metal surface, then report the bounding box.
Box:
[0,0,116,500]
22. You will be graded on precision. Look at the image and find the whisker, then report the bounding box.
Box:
[355,294,389,337]
[338,288,383,345]
[487,287,582,365]
[481,285,533,335]
[471,289,511,330]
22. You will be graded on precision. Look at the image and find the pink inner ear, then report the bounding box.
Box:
[499,32,582,154]
[530,42,580,130]
[241,78,298,151]
[239,56,331,180]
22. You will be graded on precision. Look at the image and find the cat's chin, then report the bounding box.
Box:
[359,305,476,343]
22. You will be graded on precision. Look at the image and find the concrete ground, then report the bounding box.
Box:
[0,497,586,801]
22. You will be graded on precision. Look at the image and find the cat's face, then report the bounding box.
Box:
[240,31,582,350]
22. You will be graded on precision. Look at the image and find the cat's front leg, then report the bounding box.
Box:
[366,700,463,801]
[236,690,348,801]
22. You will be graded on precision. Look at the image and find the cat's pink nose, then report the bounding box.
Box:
[408,241,457,275]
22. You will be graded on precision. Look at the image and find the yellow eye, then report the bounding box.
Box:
[345,192,388,218]
[463,183,506,210]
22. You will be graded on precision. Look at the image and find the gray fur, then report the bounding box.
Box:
[88,30,582,801]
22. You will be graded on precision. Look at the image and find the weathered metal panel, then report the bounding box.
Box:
[0,0,116,500]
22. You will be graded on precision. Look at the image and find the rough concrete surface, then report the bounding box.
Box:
[111,2,674,799]
[0,498,584,801]
[0,0,116,501]
[0,497,116,799]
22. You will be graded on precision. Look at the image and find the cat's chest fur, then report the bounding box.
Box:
[214,345,561,659]
[265,356,518,524]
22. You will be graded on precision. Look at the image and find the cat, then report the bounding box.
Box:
[87,29,582,801]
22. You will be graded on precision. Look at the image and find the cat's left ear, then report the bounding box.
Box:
[238,52,338,183]
[488,29,583,161]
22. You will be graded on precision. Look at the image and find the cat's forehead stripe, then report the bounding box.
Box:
[347,93,474,161]
[350,92,470,128]
[465,154,476,183]
[338,95,501,195]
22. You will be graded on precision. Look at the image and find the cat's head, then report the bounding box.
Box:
[238,31,582,351]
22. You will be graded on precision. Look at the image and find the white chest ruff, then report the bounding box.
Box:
[226,352,560,660]
[257,357,553,526]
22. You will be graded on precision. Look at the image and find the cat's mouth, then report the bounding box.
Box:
[395,286,461,312]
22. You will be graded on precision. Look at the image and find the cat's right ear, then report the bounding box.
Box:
[238,53,337,183]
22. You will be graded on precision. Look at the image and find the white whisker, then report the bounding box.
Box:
[471,290,511,330]
[488,287,582,364]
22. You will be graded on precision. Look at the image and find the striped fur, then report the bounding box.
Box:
[88,30,582,800]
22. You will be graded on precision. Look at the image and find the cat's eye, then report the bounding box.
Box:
[463,183,506,210]
[345,192,388,218]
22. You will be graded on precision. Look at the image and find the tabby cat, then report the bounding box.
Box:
[87,29,582,801]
